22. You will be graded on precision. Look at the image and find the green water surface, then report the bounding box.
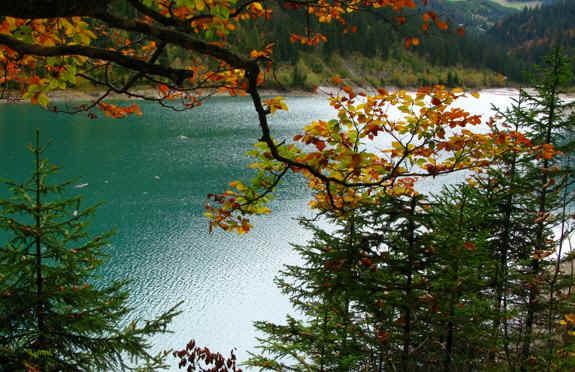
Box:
[0,91,514,368]
[0,96,335,367]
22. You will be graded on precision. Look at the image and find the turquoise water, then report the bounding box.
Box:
[0,96,336,367]
[0,91,514,368]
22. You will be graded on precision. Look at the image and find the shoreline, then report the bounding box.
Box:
[0,85,552,105]
[0,87,319,104]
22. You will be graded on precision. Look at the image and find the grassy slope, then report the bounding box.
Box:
[264,51,507,91]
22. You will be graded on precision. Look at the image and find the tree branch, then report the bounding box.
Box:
[0,34,193,84]
[0,1,252,71]
[0,0,111,18]
[95,12,251,69]
[126,0,183,28]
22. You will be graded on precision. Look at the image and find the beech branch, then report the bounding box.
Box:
[127,0,185,28]
[0,0,444,195]
[0,34,194,85]
[0,1,253,71]
[0,0,111,18]
[94,12,251,70]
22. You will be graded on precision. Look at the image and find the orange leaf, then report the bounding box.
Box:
[314,139,326,151]
[435,20,448,31]
[158,84,170,95]
[404,38,412,49]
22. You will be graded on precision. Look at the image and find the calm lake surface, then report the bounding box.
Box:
[0,89,516,368]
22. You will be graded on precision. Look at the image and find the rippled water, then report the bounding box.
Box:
[0,90,515,368]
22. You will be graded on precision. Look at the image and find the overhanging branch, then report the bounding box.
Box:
[95,12,251,70]
[0,0,111,18]
[0,34,193,84]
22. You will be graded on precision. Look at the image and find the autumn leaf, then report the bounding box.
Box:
[331,75,343,86]
[264,96,288,114]
[435,20,449,31]
[158,84,170,96]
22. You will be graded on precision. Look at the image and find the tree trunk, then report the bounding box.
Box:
[33,130,46,353]
[402,198,417,372]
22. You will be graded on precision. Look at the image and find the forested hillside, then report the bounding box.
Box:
[432,0,516,32]
[224,1,525,89]
[488,0,575,65]
[100,0,575,89]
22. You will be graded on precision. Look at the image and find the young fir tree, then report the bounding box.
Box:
[246,195,439,371]
[0,132,181,371]
[246,212,368,371]
[426,185,499,371]
[479,93,535,368]
[467,46,575,370]
[347,195,435,372]
[518,47,575,371]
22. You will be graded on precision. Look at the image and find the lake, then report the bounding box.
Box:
[0,89,517,369]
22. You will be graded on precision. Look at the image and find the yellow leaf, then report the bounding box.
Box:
[37,93,49,108]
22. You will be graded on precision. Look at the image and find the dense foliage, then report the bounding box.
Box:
[246,48,575,371]
[218,1,526,87]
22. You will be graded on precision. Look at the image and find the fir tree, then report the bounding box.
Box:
[0,132,181,371]
[471,46,575,370]
[517,47,575,371]
[247,47,575,372]
[426,185,499,371]
[247,213,368,371]
[247,195,437,371]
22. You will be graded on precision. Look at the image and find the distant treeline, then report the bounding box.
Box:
[107,0,575,87]
[488,0,575,66]
[253,3,527,84]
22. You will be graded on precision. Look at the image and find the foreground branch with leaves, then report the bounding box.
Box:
[0,0,461,228]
